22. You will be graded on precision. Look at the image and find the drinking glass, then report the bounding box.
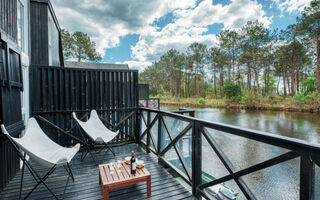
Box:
[117,160,122,172]
[110,164,114,174]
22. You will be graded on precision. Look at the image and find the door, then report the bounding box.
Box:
[0,41,24,191]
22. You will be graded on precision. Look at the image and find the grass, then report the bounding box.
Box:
[155,95,320,113]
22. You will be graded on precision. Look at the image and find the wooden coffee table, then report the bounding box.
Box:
[99,162,151,200]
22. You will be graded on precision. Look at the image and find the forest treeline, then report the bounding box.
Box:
[140,1,320,104]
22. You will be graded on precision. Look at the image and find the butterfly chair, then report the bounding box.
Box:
[72,110,119,162]
[1,118,80,200]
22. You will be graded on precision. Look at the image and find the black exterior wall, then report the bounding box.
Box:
[0,0,18,43]
[30,0,64,66]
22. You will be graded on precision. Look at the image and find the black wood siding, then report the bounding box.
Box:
[30,65,139,146]
[30,0,62,66]
[30,1,49,65]
[0,0,18,43]
[0,42,23,192]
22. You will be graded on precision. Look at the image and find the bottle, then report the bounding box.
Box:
[130,151,136,174]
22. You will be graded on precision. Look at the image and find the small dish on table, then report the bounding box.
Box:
[124,157,145,168]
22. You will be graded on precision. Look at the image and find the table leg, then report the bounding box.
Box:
[147,176,151,196]
[103,187,109,200]
[99,172,101,185]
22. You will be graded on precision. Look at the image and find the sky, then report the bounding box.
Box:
[51,0,312,71]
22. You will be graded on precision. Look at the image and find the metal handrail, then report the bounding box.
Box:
[138,107,320,200]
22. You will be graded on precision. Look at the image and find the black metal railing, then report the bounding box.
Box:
[138,107,320,200]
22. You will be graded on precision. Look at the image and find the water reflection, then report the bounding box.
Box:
[165,107,320,145]
[162,107,320,200]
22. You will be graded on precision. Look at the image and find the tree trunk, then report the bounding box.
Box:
[177,73,182,97]
[175,80,179,97]
[296,70,299,93]
[196,62,200,97]
[291,43,295,95]
[264,70,267,94]
[228,66,231,82]
[284,65,290,95]
[282,66,287,96]
[247,64,251,89]
[238,64,241,86]
[78,48,81,62]
[267,65,270,94]
[254,66,260,94]
[242,77,245,89]
[232,51,235,82]
[213,71,217,98]
[316,35,320,93]
[186,74,189,98]
[220,67,223,98]
[157,84,161,94]
[253,48,260,94]
[277,77,280,95]
[171,77,175,96]
[194,66,197,97]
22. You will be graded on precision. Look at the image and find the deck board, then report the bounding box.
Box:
[0,144,193,200]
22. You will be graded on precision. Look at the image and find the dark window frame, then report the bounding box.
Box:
[9,48,22,87]
[0,41,8,84]
[0,40,23,90]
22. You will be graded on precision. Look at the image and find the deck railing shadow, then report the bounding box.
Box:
[138,107,320,200]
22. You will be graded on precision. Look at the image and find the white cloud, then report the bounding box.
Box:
[116,61,152,71]
[51,0,196,55]
[272,0,311,13]
[129,0,272,71]
[52,0,272,71]
[173,0,271,29]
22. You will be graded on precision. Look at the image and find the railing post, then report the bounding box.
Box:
[135,109,141,144]
[146,111,151,153]
[192,121,202,197]
[300,153,314,200]
[190,111,195,118]
[157,114,162,156]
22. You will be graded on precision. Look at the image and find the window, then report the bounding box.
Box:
[17,0,24,51]
[0,43,8,81]
[9,49,22,85]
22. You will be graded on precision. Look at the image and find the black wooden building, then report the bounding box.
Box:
[0,0,24,191]
[0,0,64,191]
[30,0,64,66]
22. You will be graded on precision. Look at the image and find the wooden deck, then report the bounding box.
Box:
[0,143,194,200]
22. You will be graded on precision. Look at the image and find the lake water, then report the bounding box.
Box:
[161,107,320,200]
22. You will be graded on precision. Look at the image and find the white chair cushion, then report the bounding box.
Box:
[72,110,119,144]
[1,118,80,168]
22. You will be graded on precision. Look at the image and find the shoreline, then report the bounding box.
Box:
[161,101,320,113]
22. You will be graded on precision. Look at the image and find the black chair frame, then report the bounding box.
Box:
[4,133,75,200]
